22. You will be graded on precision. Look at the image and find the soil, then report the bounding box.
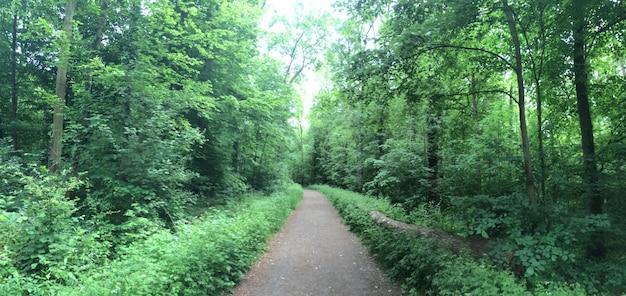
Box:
[229,190,402,296]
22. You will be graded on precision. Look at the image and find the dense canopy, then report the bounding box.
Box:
[1,0,625,294]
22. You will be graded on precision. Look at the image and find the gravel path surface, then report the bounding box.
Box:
[230,190,401,296]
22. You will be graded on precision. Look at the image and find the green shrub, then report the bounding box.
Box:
[450,193,623,293]
[406,202,464,235]
[311,185,588,296]
[0,142,110,290]
[434,257,531,296]
[52,184,302,296]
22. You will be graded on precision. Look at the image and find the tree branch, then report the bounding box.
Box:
[403,44,514,71]
[284,30,305,83]
[593,14,626,36]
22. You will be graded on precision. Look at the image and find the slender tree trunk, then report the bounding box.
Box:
[533,5,548,203]
[471,73,479,133]
[470,76,482,191]
[10,13,18,149]
[232,141,239,174]
[377,118,385,159]
[572,0,605,258]
[503,0,536,205]
[536,79,547,201]
[312,137,320,183]
[49,1,77,173]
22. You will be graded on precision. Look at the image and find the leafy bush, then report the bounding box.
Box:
[0,142,110,288]
[406,202,464,235]
[433,256,531,296]
[449,193,625,294]
[50,184,302,296]
[1,141,302,296]
[363,139,427,203]
[311,185,587,296]
[66,61,204,226]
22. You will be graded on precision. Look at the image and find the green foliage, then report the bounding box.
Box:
[441,99,523,197]
[449,194,626,293]
[50,184,302,296]
[405,203,464,235]
[1,0,303,291]
[313,185,592,296]
[363,139,427,202]
[1,184,302,295]
[67,58,203,225]
[0,141,110,288]
[433,257,531,296]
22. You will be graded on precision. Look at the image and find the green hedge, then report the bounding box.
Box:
[2,184,302,296]
[310,185,585,296]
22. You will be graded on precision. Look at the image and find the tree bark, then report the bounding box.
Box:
[536,79,547,201]
[49,0,77,173]
[369,210,489,258]
[572,0,605,258]
[503,0,536,205]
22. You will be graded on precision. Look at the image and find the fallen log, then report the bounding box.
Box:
[369,210,489,258]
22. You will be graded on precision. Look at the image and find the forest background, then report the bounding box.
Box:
[297,0,626,293]
[0,0,625,294]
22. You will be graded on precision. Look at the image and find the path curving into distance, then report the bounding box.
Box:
[230,190,401,296]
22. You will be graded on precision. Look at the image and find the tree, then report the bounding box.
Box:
[49,0,76,173]
[502,0,536,205]
[567,0,626,259]
[266,6,332,85]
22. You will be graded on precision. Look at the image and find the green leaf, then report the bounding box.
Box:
[525,267,534,277]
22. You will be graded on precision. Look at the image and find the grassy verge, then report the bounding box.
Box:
[2,184,302,296]
[310,185,585,296]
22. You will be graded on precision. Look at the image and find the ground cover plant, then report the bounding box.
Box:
[1,183,302,295]
[311,185,594,296]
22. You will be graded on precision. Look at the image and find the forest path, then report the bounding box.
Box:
[230,190,401,296]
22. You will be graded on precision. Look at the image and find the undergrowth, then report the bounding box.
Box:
[310,185,588,296]
[1,184,303,295]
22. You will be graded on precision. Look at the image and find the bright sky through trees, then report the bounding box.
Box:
[261,0,338,125]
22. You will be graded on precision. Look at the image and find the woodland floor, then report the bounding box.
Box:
[230,190,402,296]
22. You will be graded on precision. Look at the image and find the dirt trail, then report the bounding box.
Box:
[230,190,401,296]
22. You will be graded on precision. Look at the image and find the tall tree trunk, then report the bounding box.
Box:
[572,0,605,258]
[376,103,388,165]
[49,1,77,173]
[10,13,18,149]
[503,0,536,205]
[527,11,548,203]
[311,136,321,183]
[536,80,547,201]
